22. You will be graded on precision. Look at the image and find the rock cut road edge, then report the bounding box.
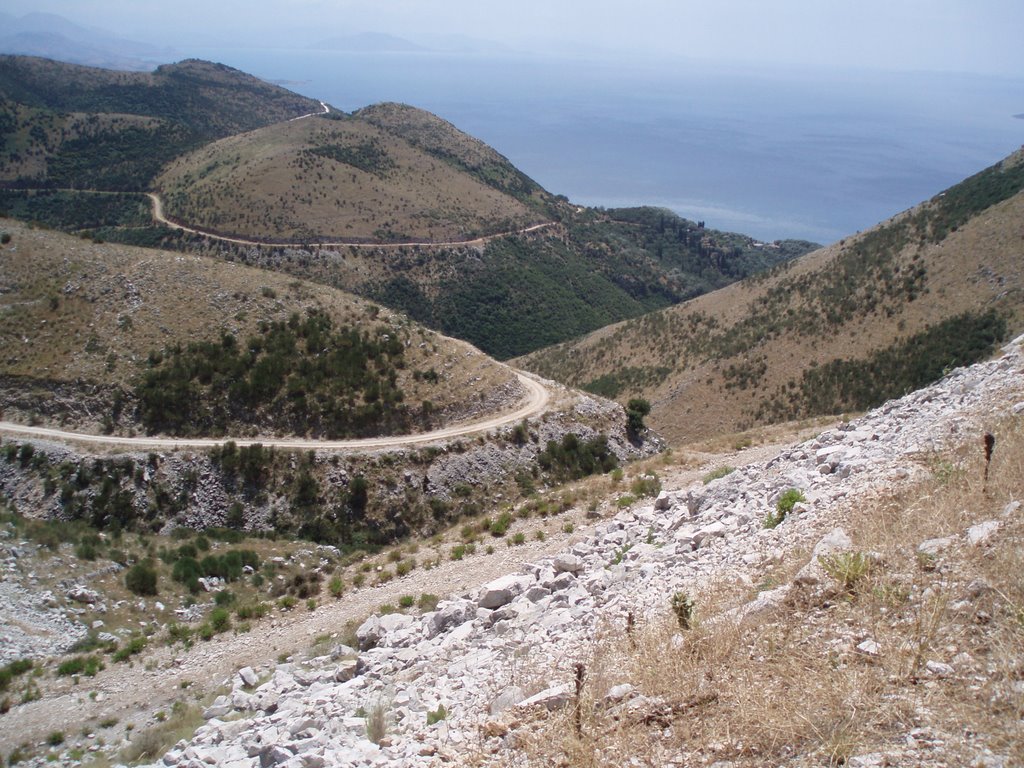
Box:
[0,372,550,452]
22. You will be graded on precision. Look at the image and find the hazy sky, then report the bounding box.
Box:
[5,0,1024,75]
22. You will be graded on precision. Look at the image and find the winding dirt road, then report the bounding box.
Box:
[146,192,554,250]
[0,373,550,452]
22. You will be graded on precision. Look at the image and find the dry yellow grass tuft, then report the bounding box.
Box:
[518,415,1024,766]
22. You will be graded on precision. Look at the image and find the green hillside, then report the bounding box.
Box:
[0,56,323,189]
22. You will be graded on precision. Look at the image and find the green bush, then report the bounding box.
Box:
[630,473,661,498]
[328,576,344,599]
[489,512,514,537]
[702,466,735,484]
[819,551,873,592]
[766,488,805,529]
[209,607,231,634]
[125,561,158,596]
[57,655,102,677]
[626,398,651,437]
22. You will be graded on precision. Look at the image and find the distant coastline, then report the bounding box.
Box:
[1014,113,1024,120]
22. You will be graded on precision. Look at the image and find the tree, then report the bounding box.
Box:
[626,398,651,438]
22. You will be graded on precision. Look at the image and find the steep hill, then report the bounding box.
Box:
[0,56,323,189]
[153,107,550,243]
[0,219,520,439]
[518,148,1024,442]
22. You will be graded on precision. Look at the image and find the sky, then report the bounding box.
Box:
[4,0,1024,76]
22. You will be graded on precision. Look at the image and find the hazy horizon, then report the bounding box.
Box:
[2,2,1021,242]
[3,0,1024,77]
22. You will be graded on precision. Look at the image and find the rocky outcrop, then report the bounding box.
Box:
[141,336,1024,767]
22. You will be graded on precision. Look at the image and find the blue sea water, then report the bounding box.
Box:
[190,48,1023,243]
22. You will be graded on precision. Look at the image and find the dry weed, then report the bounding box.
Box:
[518,414,1023,766]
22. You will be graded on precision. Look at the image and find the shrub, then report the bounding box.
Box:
[766,488,805,529]
[209,607,231,633]
[450,544,466,561]
[702,466,735,484]
[417,593,439,612]
[125,560,158,596]
[626,398,651,437]
[511,532,526,546]
[398,594,415,609]
[278,596,298,611]
[489,512,513,537]
[426,703,448,725]
[57,655,102,677]
[819,551,873,592]
[671,592,695,630]
[328,576,344,599]
[112,635,146,663]
[630,473,661,498]
[47,731,65,746]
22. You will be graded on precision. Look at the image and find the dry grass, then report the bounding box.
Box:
[518,183,1024,445]
[517,415,1024,766]
[156,114,541,243]
[0,220,516,431]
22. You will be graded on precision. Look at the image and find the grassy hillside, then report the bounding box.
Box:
[0,219,517,438]
[518,149,1024,442]
[0,56,323,189]
[154,110,546,243]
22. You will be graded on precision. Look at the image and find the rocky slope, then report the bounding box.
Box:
[100,336,1023,767]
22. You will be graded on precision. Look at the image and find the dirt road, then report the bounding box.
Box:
[146,193,554,250]
[0,372,549,453]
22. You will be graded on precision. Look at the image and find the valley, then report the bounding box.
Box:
[0,49,1022,768]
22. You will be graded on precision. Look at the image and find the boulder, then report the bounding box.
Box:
[515,684,572,712]
[66,585,100,604]
[238,666,259,688]
[553,553,583,575]
[478,574,532,609]
[424,599,476,638]
[917,537,954,557]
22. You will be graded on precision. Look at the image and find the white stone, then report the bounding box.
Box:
[918,537,954,557]
[553,553,583,574]
[238,666,259,688]
[515,684,572,712]
[856,639,881,657]
[966,520,1000,547]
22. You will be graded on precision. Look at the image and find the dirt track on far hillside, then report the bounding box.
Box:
[146,192,554,250]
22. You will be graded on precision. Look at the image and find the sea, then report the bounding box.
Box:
[188,47,1023,244]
